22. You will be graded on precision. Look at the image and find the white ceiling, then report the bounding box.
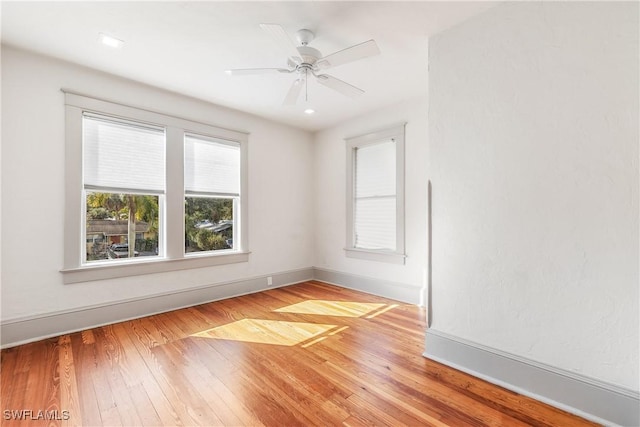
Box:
[1,1,496,132]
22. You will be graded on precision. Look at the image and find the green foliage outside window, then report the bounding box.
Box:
[185,197,233,252]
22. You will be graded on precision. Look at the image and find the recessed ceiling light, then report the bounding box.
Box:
[304,108,315,115]
[99,33,124,49]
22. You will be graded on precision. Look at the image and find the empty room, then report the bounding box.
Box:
[1,1,638,426]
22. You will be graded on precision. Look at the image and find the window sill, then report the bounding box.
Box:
[61,251,250,284]
[344,248,406,265]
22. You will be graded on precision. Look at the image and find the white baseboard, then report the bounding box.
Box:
[0,267,313,349]
[424,328,640,427]
[312,267,422,304]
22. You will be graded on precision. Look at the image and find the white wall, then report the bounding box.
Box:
[313,96,428,303]
[429,2,638,391]
[1,46,314,321]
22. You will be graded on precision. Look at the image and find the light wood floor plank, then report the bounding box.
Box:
[69,330,103,426]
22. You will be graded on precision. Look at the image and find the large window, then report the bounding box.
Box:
[63,92,248,283]
[83,114,164,263]
[346,124,406,264]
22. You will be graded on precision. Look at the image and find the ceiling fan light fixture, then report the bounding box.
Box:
[304,108,315,115]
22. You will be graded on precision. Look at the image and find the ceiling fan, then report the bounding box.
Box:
[226,24,380,105]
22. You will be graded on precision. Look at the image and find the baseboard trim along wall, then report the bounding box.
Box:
[312,267,422,305]
[0,267,313,349]
[1,267,419,348]
[424,328,640,426]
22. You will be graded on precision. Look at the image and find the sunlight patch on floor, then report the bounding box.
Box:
[366,304,399,319]
[274,300,386,317]
[191,319,338,346]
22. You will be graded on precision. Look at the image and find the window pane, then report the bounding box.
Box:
[354,197,396,251]
[185,135,240,195]
[85,192,159,262]
[353,139,397,251]
[355,140,396,198]
[185,197,234,253]
[83,115,165,192]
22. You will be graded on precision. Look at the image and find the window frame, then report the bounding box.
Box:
[62,90,249,284]
[345,123,406,265]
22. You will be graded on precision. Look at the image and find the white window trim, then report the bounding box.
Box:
[345,123,406,265]
[62,90,249,284]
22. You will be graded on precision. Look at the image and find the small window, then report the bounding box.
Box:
[346,124,406,264]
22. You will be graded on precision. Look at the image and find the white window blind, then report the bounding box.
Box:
[354,140,396,250]
[83,114,165,193]
[184,135,240,196]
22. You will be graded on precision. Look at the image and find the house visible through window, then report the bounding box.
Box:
[346,124,406,264]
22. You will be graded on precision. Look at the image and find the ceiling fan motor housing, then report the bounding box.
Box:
[290,29,321,69]
[296,46,321,65]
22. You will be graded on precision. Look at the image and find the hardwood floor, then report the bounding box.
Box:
[1,281,596,426]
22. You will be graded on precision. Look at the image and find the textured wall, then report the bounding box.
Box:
[429,2,638,390]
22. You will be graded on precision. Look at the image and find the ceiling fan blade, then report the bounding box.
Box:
[259,23,302,64]
[283,79,304,105]
[226,68,291,76]
[315,74,364,98]
[316,40,380,70]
